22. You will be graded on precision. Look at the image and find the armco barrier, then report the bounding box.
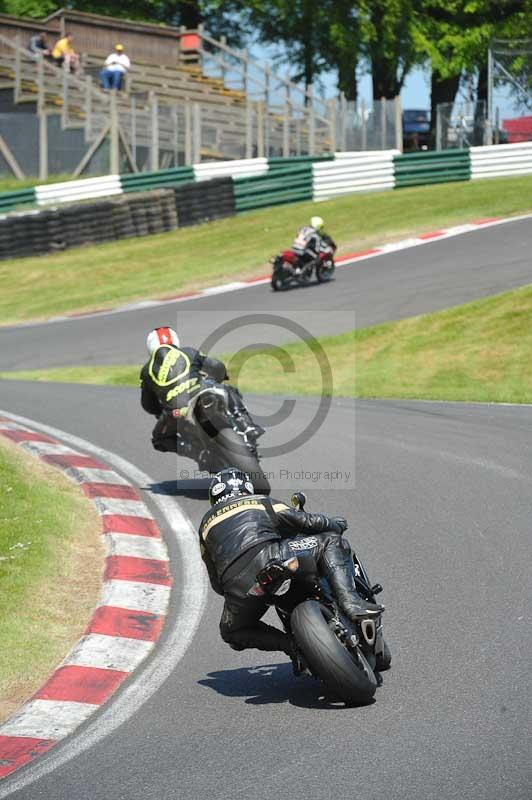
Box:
[194,158,268,182]
[470,141,532,179]
[35,175,123,205]
[313,151,398,200]
[234,163,313,212]
[174,177,235,226]
[120,166,194,193]
[0,187,36,214]
[394,149,470,188]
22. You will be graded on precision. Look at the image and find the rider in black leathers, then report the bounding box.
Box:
[140,327,261,458]
[199,468,383,668]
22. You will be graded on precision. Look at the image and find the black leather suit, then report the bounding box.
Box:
[140,344,227,453]
[198,493,355,654]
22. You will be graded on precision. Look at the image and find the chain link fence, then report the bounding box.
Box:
[435,101,490,150]
[489,39,532,144]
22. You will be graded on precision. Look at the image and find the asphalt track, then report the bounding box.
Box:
[1,216,531,799]
[1,216,531,370]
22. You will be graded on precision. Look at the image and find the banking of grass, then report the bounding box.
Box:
[0,438,103,723]
[2,173,532,325]
[2,284,531,404]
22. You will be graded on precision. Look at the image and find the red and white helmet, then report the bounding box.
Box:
[146,327,180,354]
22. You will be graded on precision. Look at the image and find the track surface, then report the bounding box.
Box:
[1,216,531,799]
[0,383,531,800]
[1,217,531,370]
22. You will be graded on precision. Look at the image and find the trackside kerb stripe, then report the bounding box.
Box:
[0,416,172,781]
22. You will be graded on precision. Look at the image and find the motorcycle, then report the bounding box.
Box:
[181,378,271,495]
[271,236,336,291]
[248,492,390,705]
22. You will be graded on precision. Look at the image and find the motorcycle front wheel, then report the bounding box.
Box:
[209,427,271,495]
[316,260,335,283]
[291,600,377,705]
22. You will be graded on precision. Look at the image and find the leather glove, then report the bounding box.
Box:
[330,516,348,534]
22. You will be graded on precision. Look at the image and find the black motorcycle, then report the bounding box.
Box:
[271,236,336,291]
[181,378,270,495]
[248,492,390,704]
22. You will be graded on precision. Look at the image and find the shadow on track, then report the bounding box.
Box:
[146,478,211,501]
[199,664,367,710]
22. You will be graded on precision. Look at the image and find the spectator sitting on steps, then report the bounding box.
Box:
[51,32,80,73]
[100,44,131,92]
[29,31,51,59]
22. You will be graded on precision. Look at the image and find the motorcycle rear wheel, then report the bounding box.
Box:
[271,275,285,291]
[209,427,271,495]
[291,600,377,705]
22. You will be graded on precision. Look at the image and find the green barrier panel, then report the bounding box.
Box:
[394,149,470,188]
[234,163,313,211]
[120,167,194,193]
[0,188,37,213]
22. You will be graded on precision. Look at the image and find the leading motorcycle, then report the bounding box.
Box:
[181,378,270,495]
[271,235,336,291]
[248,492,390,704]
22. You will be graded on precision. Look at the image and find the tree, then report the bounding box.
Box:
[365,0,419,100]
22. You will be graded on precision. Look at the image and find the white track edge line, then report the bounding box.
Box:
[0,409,208,799]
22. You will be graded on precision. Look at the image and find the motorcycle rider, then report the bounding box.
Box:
[291,216,336,273]
[199,467,383,672]
[140,327,263,460]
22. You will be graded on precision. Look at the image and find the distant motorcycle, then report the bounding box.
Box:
[271,236,336,291]
[248,492,390,705]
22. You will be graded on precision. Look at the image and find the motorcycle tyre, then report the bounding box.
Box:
[291,600,377,705]
[376,638,392,671]
[209,427,271,495]
[316,261,335,283]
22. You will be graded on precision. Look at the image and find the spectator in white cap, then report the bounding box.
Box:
[100,43,131,91]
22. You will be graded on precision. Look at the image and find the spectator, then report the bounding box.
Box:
[99,44,131,91]
[51,33,80,73]
[29,31,51,59]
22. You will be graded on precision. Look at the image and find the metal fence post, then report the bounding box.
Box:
[62,66,69,129]
[308,89,315,155]
[185,100,192,164]
[283,102,290,157]
[37,55,48,180]
[14,33,21,102]
[257,100,264,158]
[495,106,500,145]
[395,95,403,152]
[328,97,337,153]
[245,101,253,158]
[110,89,120,174]
[361,99,367,151]
[84,76,92,143]
[340,93,347,151]
[436,105,442,151]
[192,102,201,163]
[380,97,386,149]
[150,91,159,172]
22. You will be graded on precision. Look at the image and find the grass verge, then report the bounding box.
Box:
[0,437,103,723]
[1,174,532,325]
[2,284,531,404]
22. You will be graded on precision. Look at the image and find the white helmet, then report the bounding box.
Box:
[311,216,324,231]
[146,327,180,354]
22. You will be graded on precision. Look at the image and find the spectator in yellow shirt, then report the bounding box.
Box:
[51,33,80,73]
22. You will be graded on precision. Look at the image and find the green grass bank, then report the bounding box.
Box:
[2,174,532,325]
[3,284,531,404]
[0,438,103,723]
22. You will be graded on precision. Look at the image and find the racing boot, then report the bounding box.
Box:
[323,540,384,622]
[230,389,265,440]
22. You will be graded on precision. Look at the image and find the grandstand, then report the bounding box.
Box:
[0,9,335,177]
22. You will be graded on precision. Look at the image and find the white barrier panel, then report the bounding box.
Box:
[313,151,398,200]
[470,142,532,179]
[194,158,268,182]
[35,176,123,205]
